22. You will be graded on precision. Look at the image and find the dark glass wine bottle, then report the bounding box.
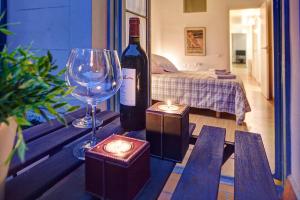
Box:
[120,17,150,131]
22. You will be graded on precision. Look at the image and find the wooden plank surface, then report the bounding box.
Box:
[38,157,175,200]
[125,123,196,140]
[234,131,278,200]
[171,125,226,200]
[23,108,87,143]
[5,117,122,200]
[135,157,175,200]
[15,118,175,200]
[8,111,119,176]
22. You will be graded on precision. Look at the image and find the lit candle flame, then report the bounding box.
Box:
[158,100,179,112]
[104,140,133,156]
[167,100,172,108]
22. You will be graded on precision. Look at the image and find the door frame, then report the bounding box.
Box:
[110,0,290,181]
[111,0,151,112]
[273,0,291,181]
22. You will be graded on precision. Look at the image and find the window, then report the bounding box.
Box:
[184,0,207,13]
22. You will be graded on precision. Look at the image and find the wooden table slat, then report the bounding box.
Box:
[125,123,196,141]
[37,157,175,200]
[5,117,122,200]
[8,111,119,176]
[38,120,176,200]
[23,108,87,143]
[171,125,226,200]
[234,131,278,200]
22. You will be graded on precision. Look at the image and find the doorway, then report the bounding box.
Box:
[116,0,285,183]
[230,8,272,98]
[229,5,275,174]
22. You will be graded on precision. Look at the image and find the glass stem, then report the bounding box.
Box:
[86,88,91,118]
[91,105,97,146]
[85,104,91,118]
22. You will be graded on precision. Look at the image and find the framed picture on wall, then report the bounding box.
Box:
[185,27,206,56]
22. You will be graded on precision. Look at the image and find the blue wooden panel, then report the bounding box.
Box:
[8,0,68,10]
[7,0,93,52]
[69,0,92,48]
[235,131,278,200]
[6,0,93,109]
[7,6,69,49]
[273,0,283,180]
[172,126,226,200]
[283,0,291,177]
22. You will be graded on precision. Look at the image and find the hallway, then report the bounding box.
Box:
[189,65,275,174]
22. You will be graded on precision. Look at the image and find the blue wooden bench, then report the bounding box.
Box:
[5,109,278,200]
[5,109,196,200]
[235,131,278,200]
[172,126,278,200]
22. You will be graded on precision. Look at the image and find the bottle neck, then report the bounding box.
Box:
[129,23,140,45]
[129,36,140,45]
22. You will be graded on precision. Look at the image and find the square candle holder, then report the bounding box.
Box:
[85,135,150,200]
[146,101,190,162]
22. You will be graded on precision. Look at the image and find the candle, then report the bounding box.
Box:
[158,100,179,112]
[104,140,133,156]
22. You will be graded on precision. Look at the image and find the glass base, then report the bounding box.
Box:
[72,116,102,128]
[73,139,98,160]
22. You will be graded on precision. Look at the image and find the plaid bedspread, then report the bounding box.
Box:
[152,71,251,124]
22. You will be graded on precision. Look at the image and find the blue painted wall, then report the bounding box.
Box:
[6,0,93,108]
[5,0,94,115]
[7,0,92,71]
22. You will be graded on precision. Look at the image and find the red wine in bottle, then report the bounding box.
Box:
[120,17,150,131]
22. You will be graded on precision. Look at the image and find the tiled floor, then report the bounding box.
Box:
[158,66,275,199]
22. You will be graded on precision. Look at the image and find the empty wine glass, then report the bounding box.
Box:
[66,48,122,160]
[72,105,101,128]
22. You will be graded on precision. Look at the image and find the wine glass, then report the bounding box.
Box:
[72,105,102,128]
[66,48,122,160]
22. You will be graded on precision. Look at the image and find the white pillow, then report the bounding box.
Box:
[151,54,178,73]
[151,65,166,74]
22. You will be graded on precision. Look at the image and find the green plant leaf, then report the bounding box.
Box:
[15,117,31,126]
[0,28,13,35]
[16,127,27,162]
[67,105,80,113]
[53,102,68,109]
[0,11,6,21]
[0,22,77,163]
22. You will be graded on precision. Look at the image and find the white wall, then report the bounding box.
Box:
[150,0,163,55]
[229,9,260,78]
[252,16,262,84]
[151,0,270,71]
[151,0,230,70]
[289,0,300,197]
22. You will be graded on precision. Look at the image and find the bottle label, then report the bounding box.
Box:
[120,68,136,106]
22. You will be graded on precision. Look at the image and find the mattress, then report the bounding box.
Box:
[151,71,251,124]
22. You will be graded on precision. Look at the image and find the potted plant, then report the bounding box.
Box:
[0,16,77,198]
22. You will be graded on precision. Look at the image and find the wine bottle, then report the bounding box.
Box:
[120,17,150,131]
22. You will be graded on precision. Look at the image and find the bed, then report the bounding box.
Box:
[151,55,251,124]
